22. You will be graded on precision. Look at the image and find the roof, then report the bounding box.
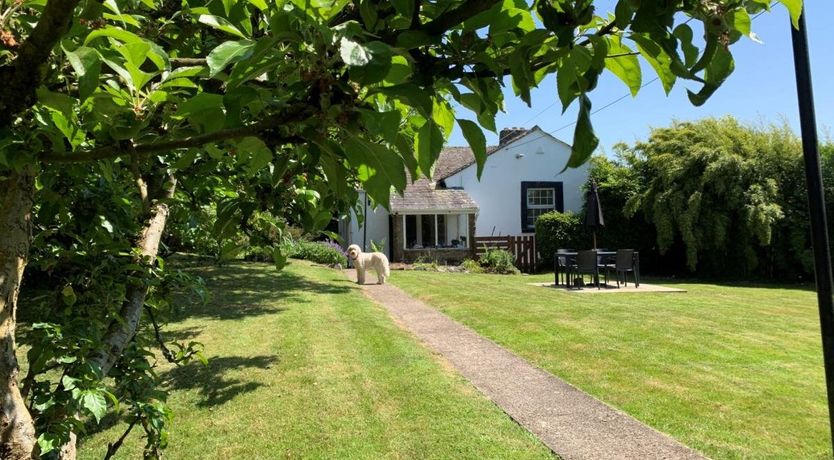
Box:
[390,126,569,214]
[434,127,538,180]
[390,178,478,213]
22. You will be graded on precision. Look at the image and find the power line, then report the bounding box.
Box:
[498,4,774,153]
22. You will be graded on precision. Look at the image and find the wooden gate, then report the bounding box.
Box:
[474,235,537,273]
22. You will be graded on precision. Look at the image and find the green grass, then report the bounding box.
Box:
[390,271,832,459]
[78,261,553,459]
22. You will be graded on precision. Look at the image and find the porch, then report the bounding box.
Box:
[392,212,477,263]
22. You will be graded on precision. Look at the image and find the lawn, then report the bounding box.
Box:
[77,261,553,459]
[390,271,831,459]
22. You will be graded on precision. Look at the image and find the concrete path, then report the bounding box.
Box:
[347,272,706,460]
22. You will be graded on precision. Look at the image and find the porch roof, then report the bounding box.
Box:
[390,178,478,214]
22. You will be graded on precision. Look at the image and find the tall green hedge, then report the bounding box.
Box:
[535,211,586,264]
[538,117,834,280]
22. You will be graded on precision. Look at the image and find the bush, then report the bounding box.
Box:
[535,211,586,263]
[478,248,520,274]
[460,259,484,273]
[288,240,347,266]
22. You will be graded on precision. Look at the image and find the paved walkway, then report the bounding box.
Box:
[347,272,706,460]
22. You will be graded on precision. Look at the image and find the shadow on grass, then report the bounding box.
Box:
[173,262,353,321]
[161,355,279,408]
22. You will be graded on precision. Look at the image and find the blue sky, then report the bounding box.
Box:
[446,3,832,156]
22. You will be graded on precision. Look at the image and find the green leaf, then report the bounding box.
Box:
[509,45,533,105]
[36,88,75,120]
[431,98,455,138]
[457,119,487,179]
[198,14,248,38]
[236,137,272,175]
[604,36,641,97]
[344,135,406,206]
[566,94,598,169]
[207,40,256,77]
[61,285,77,307]
[673,24,699,67]
[84,26,144,46]
[630,33,676,94]
[374,83,433,117]
[687,47,734,106]
[384,55,412,84]
[339,38,372,66]
[390,0,414,17]
[359,109,401,143]
[80,390,107,422]
[557,46,592,111]
[340,39,393,84]
[490,0,535,36]
[63,46,101,101]
[272,246,288,270]
[614,0,635,29]
[778,0,802,29]
[176,93,226,133]
[726,8,751,37]
[416,120,444,178]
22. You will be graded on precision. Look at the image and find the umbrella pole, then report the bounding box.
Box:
[592,232,597,250]
[790,7,834,454]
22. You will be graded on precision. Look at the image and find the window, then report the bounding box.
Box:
[520,182,563,232]
[403,214,471,249]
[526,188,555,229]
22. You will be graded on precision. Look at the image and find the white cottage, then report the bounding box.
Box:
[340,126,590,263]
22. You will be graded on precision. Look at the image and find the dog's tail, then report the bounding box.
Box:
[384,261,390,278]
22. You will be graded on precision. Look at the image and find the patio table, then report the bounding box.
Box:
[554,251,640,288]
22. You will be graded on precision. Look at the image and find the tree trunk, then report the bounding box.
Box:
[0,167,38,460]
[89,180,176,376]
[59,174,177,460]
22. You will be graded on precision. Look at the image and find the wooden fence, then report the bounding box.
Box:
[474,235,537,273]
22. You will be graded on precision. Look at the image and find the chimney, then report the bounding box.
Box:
[499,127,526,146]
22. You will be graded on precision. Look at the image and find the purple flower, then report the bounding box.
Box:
[323,239,347,256]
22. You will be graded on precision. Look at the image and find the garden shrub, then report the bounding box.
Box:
[288,240,347,266]
[460,259,484,273]
[535,211,586,263]
[412,255,440,271]
[478,248,520,274]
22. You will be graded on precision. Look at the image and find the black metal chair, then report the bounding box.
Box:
[605,249,638,287]
[554,249,575,286]
[574,250,604,289]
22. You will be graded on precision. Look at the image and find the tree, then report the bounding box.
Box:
[0,0,800,457]
[624,117,805,277]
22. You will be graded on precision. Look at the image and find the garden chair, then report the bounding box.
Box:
[574,250,605,289]
[604,249,638,287]
[554,249,575,286]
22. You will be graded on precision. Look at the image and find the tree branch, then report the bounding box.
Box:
[104,416,138,460]
[39,106,313,163]
[170,57,207,67]
[421,0,499,35]
[0,0,81,128]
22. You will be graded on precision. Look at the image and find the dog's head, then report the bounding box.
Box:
[347,244,361,260]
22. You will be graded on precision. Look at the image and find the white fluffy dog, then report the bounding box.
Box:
[347,244,390,285]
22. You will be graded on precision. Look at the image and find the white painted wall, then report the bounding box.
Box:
[443,128,589,236]
[344,191,391,256]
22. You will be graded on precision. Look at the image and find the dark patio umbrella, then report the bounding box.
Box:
[584,180,604,249]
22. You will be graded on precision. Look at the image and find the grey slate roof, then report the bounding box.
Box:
[390,128,535,214]
[434,127,531,179]
[390,178,478,213]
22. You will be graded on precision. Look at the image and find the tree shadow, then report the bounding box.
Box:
[644,276,817,292]
[172,262,353,321]
[163,326,204,341]
[160,355,279,408]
